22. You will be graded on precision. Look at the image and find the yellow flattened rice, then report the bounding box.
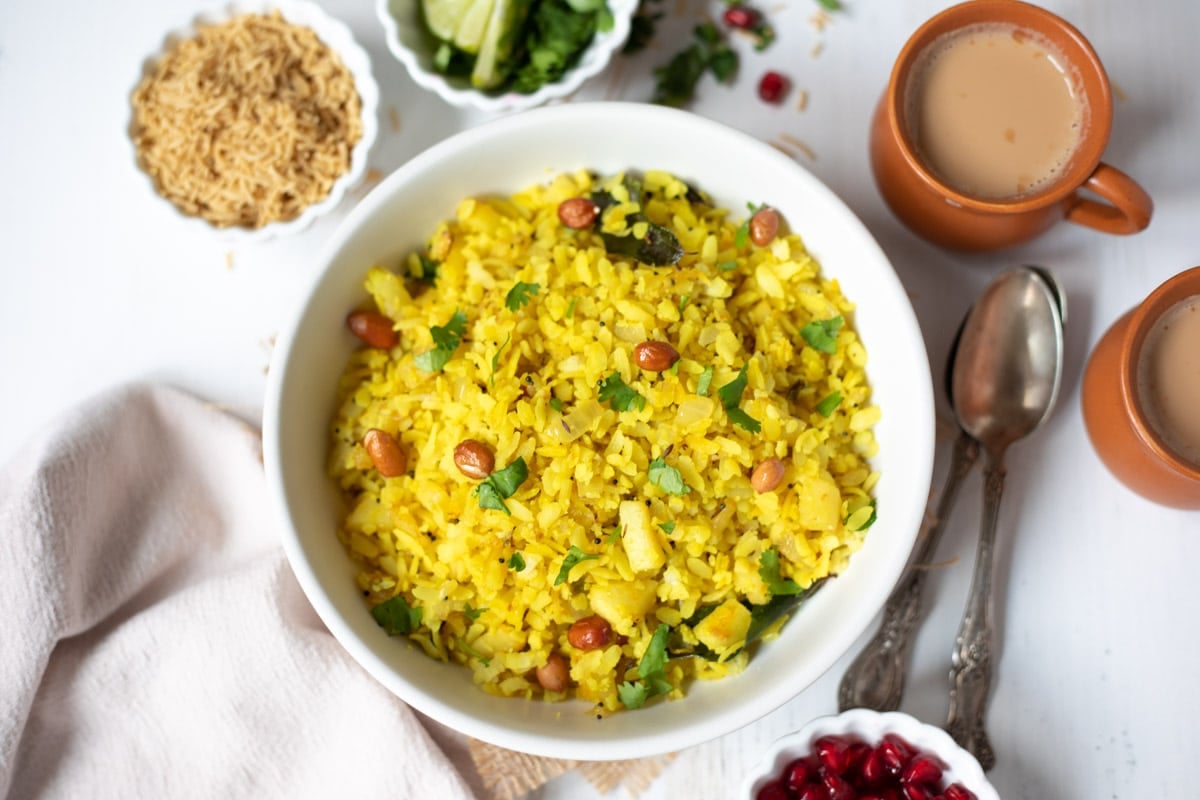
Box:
[328,170,880,713]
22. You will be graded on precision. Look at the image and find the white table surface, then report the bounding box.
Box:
[3,1,1198,798]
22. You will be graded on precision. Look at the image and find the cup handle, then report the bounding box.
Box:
[1065,162,1153,235]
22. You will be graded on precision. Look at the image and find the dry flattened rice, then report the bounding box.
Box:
[328,170,880,713]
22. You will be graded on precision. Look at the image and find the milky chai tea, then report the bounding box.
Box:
[1137,296,1200,466]
[905,23,1085,199]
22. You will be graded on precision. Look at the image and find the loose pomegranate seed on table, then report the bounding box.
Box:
[723,6,760,29]
[758,70,788,103]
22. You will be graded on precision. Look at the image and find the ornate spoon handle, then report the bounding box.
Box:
[838,432,980,712]
[944,452,1007,771]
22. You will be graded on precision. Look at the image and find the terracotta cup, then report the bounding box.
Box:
[870,0,1153,252]
[1082,267,1200,509]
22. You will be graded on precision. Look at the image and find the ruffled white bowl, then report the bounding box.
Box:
[376,0,637,112]
[129,0,379,242]
[740,709,1001,800]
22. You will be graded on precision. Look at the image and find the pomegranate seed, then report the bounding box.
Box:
[845,742,871,775]
[822,772,855,800]
[902,784,933,800]
[814,735,851,775]
[723,6,760,29]
[758,70,788,104]
[878,734,914,775]
[943,784,976,800]
[901,755,945,788]
[796,784,829,800]
[785,757,814,791]
[860,747,887,786]
[756,780,789,800]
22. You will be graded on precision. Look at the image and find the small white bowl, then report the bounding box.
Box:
[264,102,935,760]
[129,0,379,242]
[740,709,1001,800]
[376,0,637,112]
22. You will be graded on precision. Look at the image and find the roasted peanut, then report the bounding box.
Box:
[363,429,407,477]
[749,206,781,247]
[633,340,681,372]
[557,197,599,229]
[453,439,495,480]
[751,457,786,493]
[567,615,613,651]
[346,310,397,349]
[535,652,570,692]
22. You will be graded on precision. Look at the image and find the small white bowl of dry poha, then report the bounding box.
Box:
[264,102,936,761]
[129,0,378,240]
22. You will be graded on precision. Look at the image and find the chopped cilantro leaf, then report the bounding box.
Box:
[817,0,843,10]
[648,456,691,496]
[759,549,804,596]
[508,552,526,572]
[549,397,564,413]
[464,605,486,621]
[678,294,691,314]
[415,310,467,372]
[640,624,671,677]
[618,681,651,709]
[696,365,714,396]
[727,407,763,433]
[716,260,738,272]
[734,203,764,248]
[566,297,578,319]
[418,256,440,285]
[717,365,762,432]
[607,525,624,544]
[371,595,422,636]
[598,372,646,412]
[473,457,529,515]
[490,333,511,387]
[554,545,599,585]
[506,281,541,311]
[800,316,844,354]
[709,46,738,81]
[658,521,676,534]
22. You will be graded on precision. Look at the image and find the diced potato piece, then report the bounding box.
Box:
[588,582,656,636]
[694,598,752,654]
[619,500,665,574]
[797,473,841,531]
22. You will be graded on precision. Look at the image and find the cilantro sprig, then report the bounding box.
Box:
[371,595,422,636]
[554,545,599,586]
[648,456,691,496]
[415,310,467,372]
[473,457,529,515]
[598,372,646,412]
[800,316,844,354]
[758,549,803,596]
[653,23,738,107]
[617,624,673,709]
[717,364,762,433]
[506,281,541,311]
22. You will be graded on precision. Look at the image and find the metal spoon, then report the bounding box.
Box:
[944,266,1065,770]
[838,267,1066,713]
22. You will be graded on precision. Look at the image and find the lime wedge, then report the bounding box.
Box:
[421,0,477,43]
[453,0,495,54]
[471,0,532,89]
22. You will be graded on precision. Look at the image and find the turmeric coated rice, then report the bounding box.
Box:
[328,170,880,713]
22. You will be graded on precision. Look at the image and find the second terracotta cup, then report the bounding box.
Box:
[870,0,1152,252]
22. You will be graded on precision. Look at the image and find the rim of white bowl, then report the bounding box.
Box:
[375,0,637,112]
[739,709,1001,800]
[264,101,936,760]
[128,0,379,243]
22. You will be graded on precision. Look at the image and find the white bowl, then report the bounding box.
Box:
[740,709,1001,800]
[263,102,935,760]
[376,0,637,112]
[129,0,379,242]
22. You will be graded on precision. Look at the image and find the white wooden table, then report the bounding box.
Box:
[3,2,1198,798]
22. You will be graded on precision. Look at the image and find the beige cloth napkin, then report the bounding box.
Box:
[0,384,670,799]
